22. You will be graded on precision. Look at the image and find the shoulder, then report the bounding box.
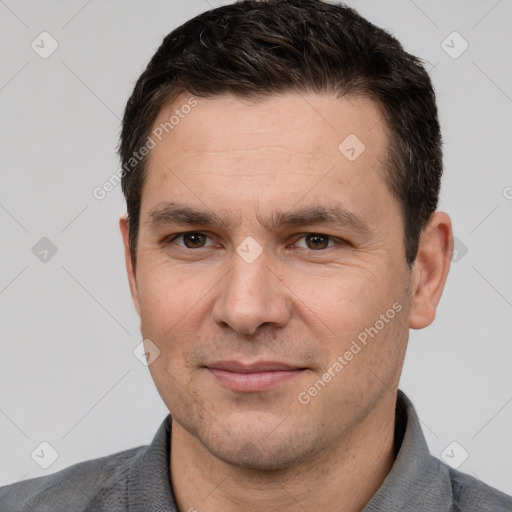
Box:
[445,463,512,512]
[0,445,146,511]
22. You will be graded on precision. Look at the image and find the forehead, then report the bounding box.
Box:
[140,92,395,225]
[151,92,387,164]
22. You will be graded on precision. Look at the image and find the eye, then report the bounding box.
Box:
[168,232,213,249]
[293,233,338,250]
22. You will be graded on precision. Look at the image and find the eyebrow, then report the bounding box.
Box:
[148,203,225,229]
[269,206,372,235]
[147,202,372,236]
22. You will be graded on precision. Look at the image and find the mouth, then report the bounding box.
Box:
[204,360,307,392]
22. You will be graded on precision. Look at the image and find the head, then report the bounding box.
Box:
[119,0,452,470]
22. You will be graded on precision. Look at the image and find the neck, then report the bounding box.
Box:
[170,395,398,512]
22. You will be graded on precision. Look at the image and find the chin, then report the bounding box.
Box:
[195,413,320,471]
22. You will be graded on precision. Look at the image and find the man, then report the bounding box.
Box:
[1,0,510,510]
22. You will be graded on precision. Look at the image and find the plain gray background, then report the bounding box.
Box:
[1,0,511,496]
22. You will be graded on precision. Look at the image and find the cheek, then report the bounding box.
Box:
[136,263,202,357]
[137,268,202,409]
[293,266,390,336]
[137,258,207,318]
[292,262,409,387]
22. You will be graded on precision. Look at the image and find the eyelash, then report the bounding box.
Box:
[165,231,344,251]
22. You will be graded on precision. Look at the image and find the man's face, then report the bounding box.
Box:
[122,92,415,470]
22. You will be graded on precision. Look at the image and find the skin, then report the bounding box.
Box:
[120,92,453,511]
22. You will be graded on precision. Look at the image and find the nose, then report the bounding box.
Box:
[212,249,291,336]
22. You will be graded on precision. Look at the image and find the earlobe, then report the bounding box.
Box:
[119,214,141,317]
[408,212,453,330]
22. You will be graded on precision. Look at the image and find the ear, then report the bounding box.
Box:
[119,214,141,317]
[409,212,453,330]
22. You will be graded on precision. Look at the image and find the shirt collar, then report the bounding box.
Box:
[362,390,453,511]
[128,414,176,511]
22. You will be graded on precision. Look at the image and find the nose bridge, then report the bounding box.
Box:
[213,248,290,335]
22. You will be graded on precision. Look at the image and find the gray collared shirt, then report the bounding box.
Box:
[1,390,511,511]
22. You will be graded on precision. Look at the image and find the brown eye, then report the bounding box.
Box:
[305,234,330,250]
[181,232,208,248]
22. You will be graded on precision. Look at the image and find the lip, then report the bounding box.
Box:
[205,360,306,392]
